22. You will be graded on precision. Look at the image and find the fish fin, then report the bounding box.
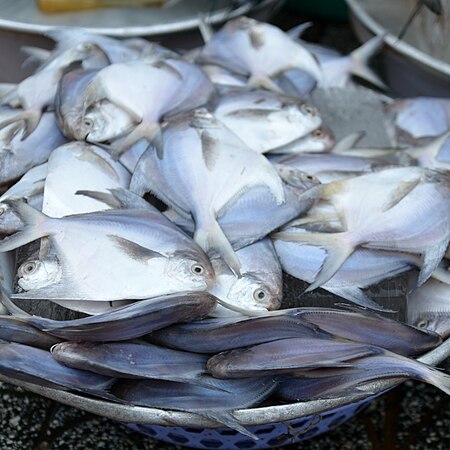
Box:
[419,239,450,286]
[198,13,214,43]
[214,298,269,317]
[106,123,160,160]
[324,286,392,312]
[75,190,122,209]
[0,83,17,99]
[272,231,356,291]
[200,129,220,170]
[0,110,41,138]
[194,214,241,277]
[431,265,450,284]
[287,21,314,39]
[381,178,421,212]
[425,367,450,395]
[0,286,31,317]
[201,411,258,440]
[21,46,51,68]
[332,131,366,153]
[247,75,284,94]
[350,34,387,90]
[408,130,450,161]
[11,283,77,301]
[108,235,164,262]
[0,201,49,252]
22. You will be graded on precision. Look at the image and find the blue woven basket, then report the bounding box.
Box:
[127,396,373,449]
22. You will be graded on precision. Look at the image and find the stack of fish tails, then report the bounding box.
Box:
[0,16,449,439]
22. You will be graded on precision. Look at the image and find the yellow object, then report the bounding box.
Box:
[37,0,166,13]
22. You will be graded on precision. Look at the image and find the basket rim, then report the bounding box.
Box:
[0,336,448,428]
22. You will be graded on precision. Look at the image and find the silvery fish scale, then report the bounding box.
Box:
[3,86,448,449]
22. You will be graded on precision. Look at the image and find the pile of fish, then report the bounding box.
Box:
[0,16,449,439]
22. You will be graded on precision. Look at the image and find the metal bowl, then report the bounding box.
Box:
[346,0,450,97]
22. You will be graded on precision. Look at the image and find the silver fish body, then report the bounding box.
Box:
[130,109,285,275]
[26,292,217,341]
[211,89,321,153]
[208,239,283,316]
[407,278,450,339]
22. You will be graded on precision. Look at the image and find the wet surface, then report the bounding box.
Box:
[0,7,449,450]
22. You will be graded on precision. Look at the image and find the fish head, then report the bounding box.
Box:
[219,270,282,313]
[82,101,136,143]
[276,101,322,131]
[276,164,321,191]
[166,249,215,290]
[413,313,450,339]
[305,126,335,152]
[17,258,62,291]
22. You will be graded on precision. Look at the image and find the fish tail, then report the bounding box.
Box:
[350,34,387,90]
[108,122,161,160]
[418,239,450,286]
[409,130,450,160]
[0,201,51,252]
[0,82,17,100]
[194,214,241,277]
[332,131,366,153]
[0,109,41,139]
[202,411,258,440]
[431,266,450,285]
[425,365,450,395]
[272,230,357,291]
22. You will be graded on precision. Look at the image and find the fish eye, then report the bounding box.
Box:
[302,105,317,116]
[417,319,429,329]
[191,264,205,275]
[83,117,94,129]
[313,129,324,138]
[20,261,37,276]
[253,288,267,301]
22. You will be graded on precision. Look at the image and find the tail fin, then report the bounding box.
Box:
[287,21,313,39]
[0,201,49,252]
[0,109,41,139]
[407,130,450,161]
[332,131,366,153]
[350,34,387,90]
[272,230,356,290]
[426,366,450,395]
[197,14,214,43]
[247,75,284,94]
[202,411,258,440]
[0,83,17,100]
[418,239,449,286]
[194,214,241,277]
[105,122,161,160]
[431,265,450,285]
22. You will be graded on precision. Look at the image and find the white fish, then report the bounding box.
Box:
[42,142,130,217]
[130,109,285,275]
[197,17,323,91]
[0,201,215,302]
[209,239,283,317]
[211,89,321,153]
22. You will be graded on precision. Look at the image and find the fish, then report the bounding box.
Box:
[210,89,322,153]
[0,113,66,186]
[276,353,450,401]
[130,109,285,275]
[407,278,450,339]
[51,341,210,386]
[0,163,47,204]
[275,152,383,182]
[0,315,61,350]
[0,42,109,136]
[288,307,442,356]
[384,97,450,144]
[266,126,335,154]
[272,229,421,310]
[197,17,323,90]
[0,201,215,301]
[150,313,327,354]
[0,341,114,398]
[273,167,450,291]
[111,376,278,438]
[79,59,214,157]
[42,142,131,217]
[163,165,320,251]
[206,337,381,378]
[25,292,216,341]
[46,28,176,65]
[201,64,247,88]
[208,239,283,317]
